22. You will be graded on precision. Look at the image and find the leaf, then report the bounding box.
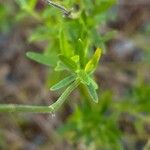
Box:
[50,75,76,91]
[16,0,27,9]
[59,55,77,72]
[89,77,98,89]
[71,55,80,70]
[71,55,79,63]
[86,83,99,103]
[29,0,37,10]
[59,29,67,55]
[59,29,73,57]
[55,61,68,71]
[26,51,56,67]
[103,31,117,42]
[77,39,85,68]
[78,70,90,85]
[85,48,102,73]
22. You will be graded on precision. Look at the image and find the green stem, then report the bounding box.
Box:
[45,0,71,16]
[0,80,80,113]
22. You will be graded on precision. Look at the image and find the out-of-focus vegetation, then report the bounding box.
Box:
[59,83,150,149]
[0,0,150,150]
[0,2,16,32]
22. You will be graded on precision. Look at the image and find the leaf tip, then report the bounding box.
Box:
[26,52,30,57]
[50,88,55,91]
[94,99,99,103]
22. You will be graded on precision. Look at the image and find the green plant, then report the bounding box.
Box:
[1,1,150,149]
[0,0,116,113]
[0,2,16,32]
[58,82,150,149]
[58,91,123,150]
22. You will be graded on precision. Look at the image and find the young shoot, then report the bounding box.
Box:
[0,1,102,113]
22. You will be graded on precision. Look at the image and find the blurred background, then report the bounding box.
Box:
[0,0,150,150]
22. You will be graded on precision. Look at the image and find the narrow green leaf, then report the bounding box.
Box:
[50,75,76,91]
[29,0,37,10]
[59,29,66,55]
[89,77,98,89]
[85,48,102,73]
[86,83,99,103]
[55,61,68,71]
[103,31,117,42]
[77,39,84,68]
[59,55,77,72]
[78,70,90,85]
[26,51,56,66]
[59,29,73,57]
[51,80,80,110]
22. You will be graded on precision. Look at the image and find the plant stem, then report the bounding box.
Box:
[45,0,71,16]
[0,105,51,113]
[0,80,80,113]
